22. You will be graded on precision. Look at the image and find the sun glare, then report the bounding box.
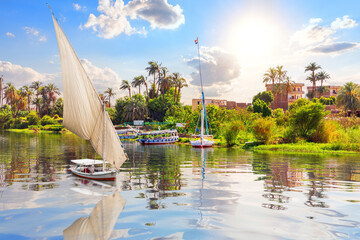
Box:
[229,16,281,62]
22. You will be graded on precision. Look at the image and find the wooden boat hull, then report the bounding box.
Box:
[69,167,117,181]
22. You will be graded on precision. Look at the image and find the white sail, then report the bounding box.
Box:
[52,16,127,169]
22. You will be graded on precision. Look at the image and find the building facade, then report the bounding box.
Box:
[265,83,305,110]
[191,99,251,111]
[307,85,341,98]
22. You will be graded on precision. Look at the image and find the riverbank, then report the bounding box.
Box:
[4,129,360,155]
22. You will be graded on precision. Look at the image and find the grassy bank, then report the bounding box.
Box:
[6,128,71,134]
[252,142,360,155]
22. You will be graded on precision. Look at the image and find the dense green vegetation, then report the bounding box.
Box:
[2,62,360,154]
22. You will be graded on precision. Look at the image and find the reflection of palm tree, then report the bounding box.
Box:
[337,82,360,114]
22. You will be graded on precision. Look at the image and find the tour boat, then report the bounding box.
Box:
[190,38,214,148]
[137,129,179,145]
[50,6,128,181]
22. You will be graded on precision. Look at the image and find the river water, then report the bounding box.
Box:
[1,131,360,239]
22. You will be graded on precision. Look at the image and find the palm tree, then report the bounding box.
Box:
[124,95,148,121]
[337,82,360,115]
[132,77,143,95]
[120,80,131,98]
[263,67,277,109]
[4,83,18,108]
[20,85,34,112]
[30,81,43,113]
[158,67,169,102]
[305,62,321,98]
[282,76,295,110]
[171,72,181,102]
[145,61,159,98]
[104,87,116,107]
[13,89,27,118]
[0,75,4,108]
[275,65,288,109]
[315,71,330,98]
[46,83,60,110]
[175,78,188,104]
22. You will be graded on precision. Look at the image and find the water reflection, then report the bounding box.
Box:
[63,189,126,240]
[2,132,360,239]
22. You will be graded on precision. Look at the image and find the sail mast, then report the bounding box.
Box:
[196,38,209,136]
[103,101,106,171]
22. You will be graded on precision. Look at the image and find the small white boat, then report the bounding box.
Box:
[50,7,128,181]
[69,159,117,181]
[190,135,214,148]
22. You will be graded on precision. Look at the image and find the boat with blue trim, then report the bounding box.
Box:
[137,129,179,145]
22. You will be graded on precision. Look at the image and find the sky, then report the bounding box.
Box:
[1,0,360,105]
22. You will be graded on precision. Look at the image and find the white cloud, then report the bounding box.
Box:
[73,3,87,11]
[0,61,59,88]
[80,58,123,94]
[125,0,185,29]
[5,32,15,38]
[82,0,184,39]
[23,26,47,42]
[290,15,359,55]
[290,22,334,48]
[185,47,241,94]
[331,15,358,30]
[309,18,323,24]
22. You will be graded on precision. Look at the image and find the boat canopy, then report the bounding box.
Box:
[71,159,108,165]
[138,130,177,136]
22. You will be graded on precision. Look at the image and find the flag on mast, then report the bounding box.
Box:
[195,37,198,44]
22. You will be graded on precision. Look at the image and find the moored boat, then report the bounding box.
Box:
[137,129,179,145]
[190,37,214,148]
[50,6,128,181]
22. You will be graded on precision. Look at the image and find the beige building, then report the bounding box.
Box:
[192,99,251,111]
[307,85,341,98]
[265,83,305,110]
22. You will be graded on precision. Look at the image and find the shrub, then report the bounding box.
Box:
[27,111,40,125]
[43,125,63,132]
[221,121,244,146]
[289,100,328,140]
[0,107,12,129]
[253,99,272,117]
[310,120,339,143]
[40,115,58,126]
[253,118,275,144]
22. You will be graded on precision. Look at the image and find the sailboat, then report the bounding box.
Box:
[190,38,214,148]
[50,7,127,180]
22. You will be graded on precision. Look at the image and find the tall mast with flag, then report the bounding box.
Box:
[190,38,214,148]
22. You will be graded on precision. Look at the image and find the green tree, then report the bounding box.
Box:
[27,111,40,125]
[336,82,360,114]
[253,99,272,117]
[124,94,148,121]
[252,91,274,105]
[145,61,160,98]
[30,81,43,113]
[253,117,275,144]
[221,121,244,146]
[104,87,116,107]
[120,80,132,98]
[0,75,4,108]
[20,85,33,112]
[305,62,321,99]
[46,83,60,110]
[289,100,328,139]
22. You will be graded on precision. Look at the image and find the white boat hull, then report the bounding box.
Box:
[190,139,214,148]
[69,167,117,181]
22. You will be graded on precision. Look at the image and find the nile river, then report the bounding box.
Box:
[1,131,360,239]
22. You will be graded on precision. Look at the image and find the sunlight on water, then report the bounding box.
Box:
[1,131,360,239]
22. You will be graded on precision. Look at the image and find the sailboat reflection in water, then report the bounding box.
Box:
[63,190,126,240]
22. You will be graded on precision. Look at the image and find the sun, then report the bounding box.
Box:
[228,16,281,62]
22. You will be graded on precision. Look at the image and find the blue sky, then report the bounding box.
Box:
[1,0,360,104]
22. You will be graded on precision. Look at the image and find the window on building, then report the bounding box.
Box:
[297,88,300,91]
[333,90,336,94]
[198,101,200,105]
